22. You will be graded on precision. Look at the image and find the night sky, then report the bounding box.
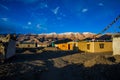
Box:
[0,0,120,34]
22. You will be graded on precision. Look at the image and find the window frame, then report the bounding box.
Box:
[87,44,90,50]
[99,43,104,49]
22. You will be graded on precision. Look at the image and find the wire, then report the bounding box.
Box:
[96,15,120,36]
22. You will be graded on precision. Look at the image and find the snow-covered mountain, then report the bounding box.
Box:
[17,32,113,42]
[38,32,96,40]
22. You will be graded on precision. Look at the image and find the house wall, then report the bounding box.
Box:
[37,44,48,47]
[78,42,94,52]
[57,43,68,50]
[17,43,36,48]
[55,41,112,53]
[55,43,73,50]
[78,42,87,51]
[55,42,79,51]
[68,42,78,50]
[86,42,95,53]
[113,37,120,55]
[93,42,112,53]
[78,41,112,53]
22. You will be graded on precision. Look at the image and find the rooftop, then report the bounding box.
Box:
[112,33,120,37]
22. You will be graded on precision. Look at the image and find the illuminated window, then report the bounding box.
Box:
[99,43,104,49]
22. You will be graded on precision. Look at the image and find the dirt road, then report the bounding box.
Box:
[0,51,120,80]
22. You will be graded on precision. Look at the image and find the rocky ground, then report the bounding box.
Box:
[1,49,120,80]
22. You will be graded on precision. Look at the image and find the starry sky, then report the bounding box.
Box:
[0,0,120,34]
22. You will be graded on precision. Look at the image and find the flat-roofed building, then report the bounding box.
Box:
[78,40,112,53]
[112,33,120,55]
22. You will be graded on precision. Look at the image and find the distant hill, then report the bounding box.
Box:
[17,32,113,42]
[37,32,96,40]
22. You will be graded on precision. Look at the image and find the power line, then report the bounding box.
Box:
[96,15,120,36]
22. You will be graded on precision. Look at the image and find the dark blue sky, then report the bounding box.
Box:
[0,0,120,34]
